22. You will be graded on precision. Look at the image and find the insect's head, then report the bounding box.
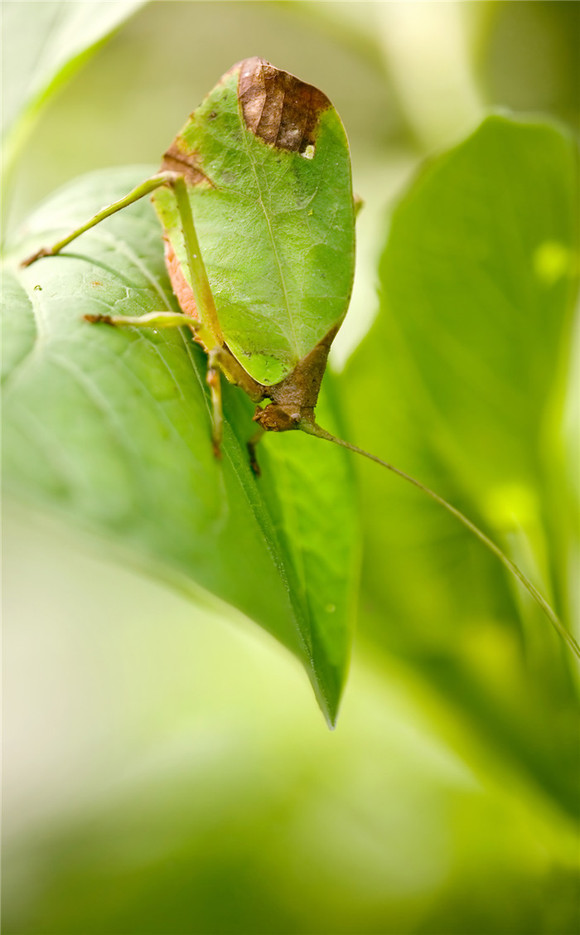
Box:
[253,402,306,433]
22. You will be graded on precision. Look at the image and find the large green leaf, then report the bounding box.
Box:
[2,168,358,726]
[152,57,355,386]
[343,114,579,813]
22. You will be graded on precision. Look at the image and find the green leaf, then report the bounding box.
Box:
[342,114,579,812]
[2,167,358,726]
[2,0,147,177]
[152,58,356,385]
[376,113,577,498]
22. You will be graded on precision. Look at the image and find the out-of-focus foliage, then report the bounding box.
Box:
[343,113,579,817]
[1,0,145,182]
[3,2,579,934]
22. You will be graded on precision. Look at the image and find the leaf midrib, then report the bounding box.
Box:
[235,100,300,363]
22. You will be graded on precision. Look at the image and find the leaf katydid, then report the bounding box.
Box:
[21,57,579,661]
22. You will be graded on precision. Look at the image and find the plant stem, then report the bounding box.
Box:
[301,421,580,661]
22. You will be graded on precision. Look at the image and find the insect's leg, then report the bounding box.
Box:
[168,175,223,352]
[84,311,199,332]
[21,172,180,267]
[207,349,223,458]
[247,426,266,476]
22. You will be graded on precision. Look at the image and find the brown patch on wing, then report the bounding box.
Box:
[237,57,331,153]
[160,140,214,187]
[163,237,199,321]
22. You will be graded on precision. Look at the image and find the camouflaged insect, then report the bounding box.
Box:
[23,58,355,459]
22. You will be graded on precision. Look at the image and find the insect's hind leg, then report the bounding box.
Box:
[20,172,180,268]
[204,370,266,474]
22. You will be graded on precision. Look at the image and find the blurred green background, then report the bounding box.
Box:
[3,2,579,933]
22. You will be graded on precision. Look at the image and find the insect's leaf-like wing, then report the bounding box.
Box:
[153,57,356,386]
[3,168,359,726]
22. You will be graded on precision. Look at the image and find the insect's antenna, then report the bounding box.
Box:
[300,420,580,661]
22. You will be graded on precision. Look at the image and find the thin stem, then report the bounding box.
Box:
[301,421,580,661]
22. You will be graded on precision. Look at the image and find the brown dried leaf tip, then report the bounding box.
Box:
[238,57,331,153]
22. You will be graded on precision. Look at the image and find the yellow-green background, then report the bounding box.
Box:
[3,3,579,933]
